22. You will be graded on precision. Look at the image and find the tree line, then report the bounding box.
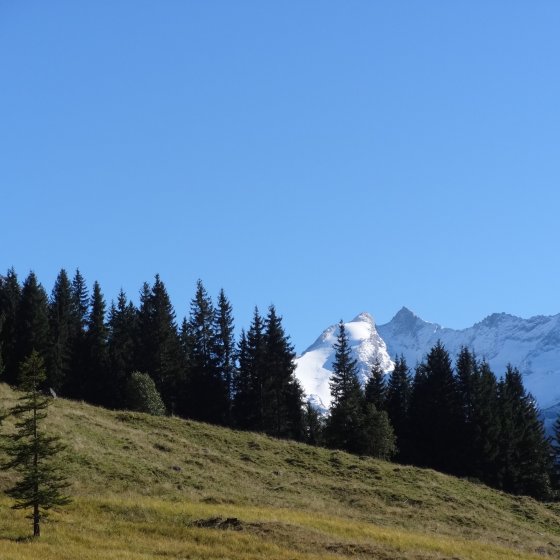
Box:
[1,267,559,503]
[0,268,305,440]
[322,322,555,500]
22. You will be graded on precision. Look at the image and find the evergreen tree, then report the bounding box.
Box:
[469,360,500,483]
[552,415,560,492]
[496,366,552,499]
[232,328,253,429]
[262,305,304,439]
[324,321,366,454]
[385,355,411,461]
[407,341,461,473]
[135,276,182,414]
[364,358,386,411]
[47,269,73,393]
[13,272,50,381]
[303,400,323,446]
[83,281,110,405]
[232,309,266,430]
[214,289,236,425]
[0,268,21,384]
[107,290,137,408]
[361,404,396,460]
[66,269,89,398]
[2,351,70,537]
[455,347,479,474]
[184,280,224,422]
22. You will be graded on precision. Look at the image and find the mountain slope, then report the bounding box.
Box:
[295,308,560,422]
[295,313,393,410]
[1,383,559,559]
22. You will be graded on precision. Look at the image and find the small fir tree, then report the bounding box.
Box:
[3,351,70,537]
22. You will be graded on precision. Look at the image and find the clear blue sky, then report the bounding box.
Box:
[1,2,559,352]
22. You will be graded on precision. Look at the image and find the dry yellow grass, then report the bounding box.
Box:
[1,383,559,559]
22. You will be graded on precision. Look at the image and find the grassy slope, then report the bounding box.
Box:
[1,383,560,559]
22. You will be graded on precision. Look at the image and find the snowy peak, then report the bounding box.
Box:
[296,307,560,427]
[295,313,393,411]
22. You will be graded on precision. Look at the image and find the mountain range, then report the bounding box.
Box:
[294,308,560,427]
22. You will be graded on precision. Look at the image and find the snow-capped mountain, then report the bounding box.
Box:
[295,307,560,425]
[295,312,393,412]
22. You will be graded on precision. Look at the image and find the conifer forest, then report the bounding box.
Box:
[1,267,559,502]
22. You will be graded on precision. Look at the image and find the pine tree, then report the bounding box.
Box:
[324,321,366,454]
[303,400,324,446]
[3,351,70,537]
[184,280,224,422]
[455,347,479,475]
[214,289,236,425]
[552,415,560,492]
[361,404,396,460]
[232,310,266,430]
[13,272,50,380]
[470,360,500,483]
[107,290,137,408]
[135,276,182,414]
[262,305,304,439]
[496,366,552,499]
[364,358,386,411]
[47,269,73,393]
[385,355,412,461]
[232,329,253,429]
[0,268,21,384]
[407,341,461,473]
[66,269,89,398]
[83,281,110,405]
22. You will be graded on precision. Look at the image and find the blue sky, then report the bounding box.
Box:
[1,2,559,352]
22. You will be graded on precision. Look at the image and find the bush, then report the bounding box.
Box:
[125,372,166,416]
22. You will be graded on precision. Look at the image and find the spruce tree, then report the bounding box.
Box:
[83,281,110,405]
[135,276,182,414]
[232,328,253,429]
[232,310,266,430]
[364,358,386,411]
[48,269,73,393]
[107,290,137,408]
[0,268,21,384]
[66,269,89,398]
[214,289,236,425]
[13,272,50,380]
[552,415,560,492]
[184,280,224,422]
[496,366,552,499]
[262,305,304,440]
[303,400,324,446]
[407,341,461,473]
[325,321,366,454]
[385,355,411,462]
[361,404,396,460]
[3,351,70,537]
[455,347,479,475]
[470,360,500,484]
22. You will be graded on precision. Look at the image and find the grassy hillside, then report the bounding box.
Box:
[1,383,560,559]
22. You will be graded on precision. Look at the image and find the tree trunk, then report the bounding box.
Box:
[33,503,40,537]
